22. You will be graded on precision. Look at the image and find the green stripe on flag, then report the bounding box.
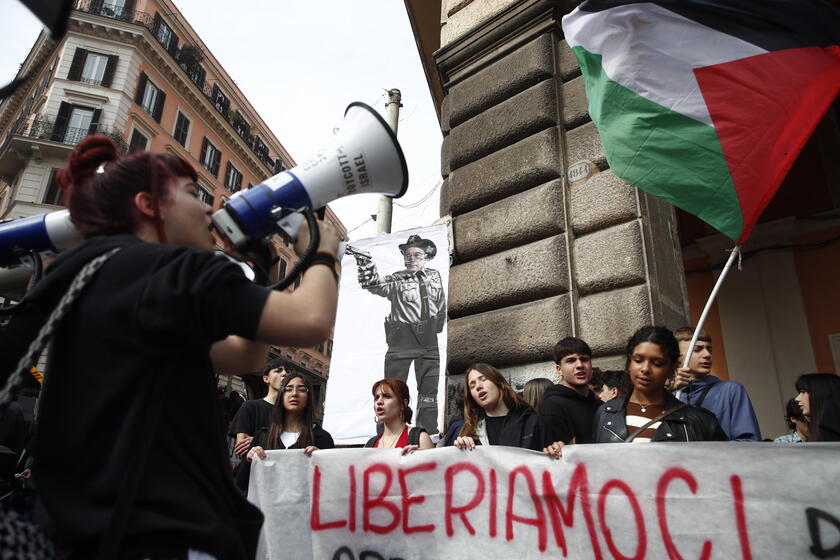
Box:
[572,46,744,241]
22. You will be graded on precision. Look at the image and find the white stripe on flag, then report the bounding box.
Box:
[562,2,766,126]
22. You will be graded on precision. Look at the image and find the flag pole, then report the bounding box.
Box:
[681,244,741,369]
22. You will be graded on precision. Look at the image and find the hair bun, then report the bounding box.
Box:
[66,135,120,184]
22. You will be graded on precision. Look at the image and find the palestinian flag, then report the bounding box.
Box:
[562,1,840,242]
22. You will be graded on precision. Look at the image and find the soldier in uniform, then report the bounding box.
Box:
[356,234,446,435]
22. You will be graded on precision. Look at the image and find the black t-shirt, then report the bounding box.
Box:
[230,398,275,438]
[485,416,505,445]
[12,236,271,558]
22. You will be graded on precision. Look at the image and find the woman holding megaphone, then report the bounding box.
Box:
[0,136,341,559]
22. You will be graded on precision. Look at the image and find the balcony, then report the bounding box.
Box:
[74,0,155,29]
[0,117,127,178]
[73,0,281,174]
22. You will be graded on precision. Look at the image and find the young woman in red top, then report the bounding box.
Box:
[365,378,434,453]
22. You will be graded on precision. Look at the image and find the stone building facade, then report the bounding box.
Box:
[423,0,689,390]
[406,0,840,437]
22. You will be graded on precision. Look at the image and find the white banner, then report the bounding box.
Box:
[324,224,450,444]
[249,443,840,560]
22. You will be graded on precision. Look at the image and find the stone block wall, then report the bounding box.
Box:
[434,0,689,402]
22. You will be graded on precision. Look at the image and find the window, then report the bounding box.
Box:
[153,13,178,55]
[51,102,100,144]
[224,162,242,193]
[199,137,221,176]
[42,169,62,205]
[253,136,268,159]
[67,48,118,87]
[66,107,94,143]
[81,53,108,84]
[128,129,148,153]
[141,81,159,114]
[327,340,333,358]
[211,84,229,116]
[134,72,166,122]
[197,187,213,206]
[173,111,190,147]
[101,0,126,17]
[278,259,287,279]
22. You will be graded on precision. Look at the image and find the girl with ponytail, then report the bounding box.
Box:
[0,136,341,559]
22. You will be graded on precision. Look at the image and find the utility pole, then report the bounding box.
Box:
[375,88,402,235]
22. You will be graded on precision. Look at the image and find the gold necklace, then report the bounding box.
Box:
[380,426,406,448]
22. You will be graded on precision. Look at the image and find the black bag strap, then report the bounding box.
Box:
[626,402,689,443]
[0,245,159,559]
[0,248,122,410]
[694,385,713,408]
[408,427,426,446]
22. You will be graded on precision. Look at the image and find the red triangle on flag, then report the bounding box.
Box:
[695,46,840,243]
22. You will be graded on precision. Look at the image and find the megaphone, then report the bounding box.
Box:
[0,210,83,268]
[212,101,408,248]
[0,101,407,269]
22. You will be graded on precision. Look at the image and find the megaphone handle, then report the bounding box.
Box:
[269,207,320,292]
[0,249,44,313]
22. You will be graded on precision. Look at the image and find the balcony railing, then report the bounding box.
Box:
[73,0,281,174]
[12,118,128,153]
[74,0,155,29]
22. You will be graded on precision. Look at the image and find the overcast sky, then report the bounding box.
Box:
[0,0,443,240]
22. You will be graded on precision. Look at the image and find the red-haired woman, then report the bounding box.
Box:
[450,363,544,451]
[365,378,434,453]
[0,137,340,559]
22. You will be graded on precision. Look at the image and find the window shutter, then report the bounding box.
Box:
[123,0,136,15]
[200,137,208,164]
[67,48,86,81]
[152,89,166,122]
[153,13,162,35]
[43,169,62,205]
[102,55,118,88]
[167,35,179,57]
[52,102,72,141]
[235,169,242,192]
[134,72,147,105]
[225,161,232,187]
[212,148,221,177]
[88,108,102,136]
[194,65,206,88]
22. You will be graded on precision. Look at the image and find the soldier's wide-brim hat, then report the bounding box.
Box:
[399,234,437,260]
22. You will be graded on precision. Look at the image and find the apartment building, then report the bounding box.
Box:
[0,0,345,411]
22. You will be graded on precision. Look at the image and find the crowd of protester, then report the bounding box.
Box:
[235,324,840,481]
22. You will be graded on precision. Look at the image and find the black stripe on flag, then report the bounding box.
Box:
[576,0,840,51]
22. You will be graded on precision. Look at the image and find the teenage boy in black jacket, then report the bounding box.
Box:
[539,337,602,444]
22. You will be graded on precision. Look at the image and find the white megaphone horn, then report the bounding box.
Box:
[212,101,408,248]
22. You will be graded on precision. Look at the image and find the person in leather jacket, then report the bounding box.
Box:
[592,326,728,444]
